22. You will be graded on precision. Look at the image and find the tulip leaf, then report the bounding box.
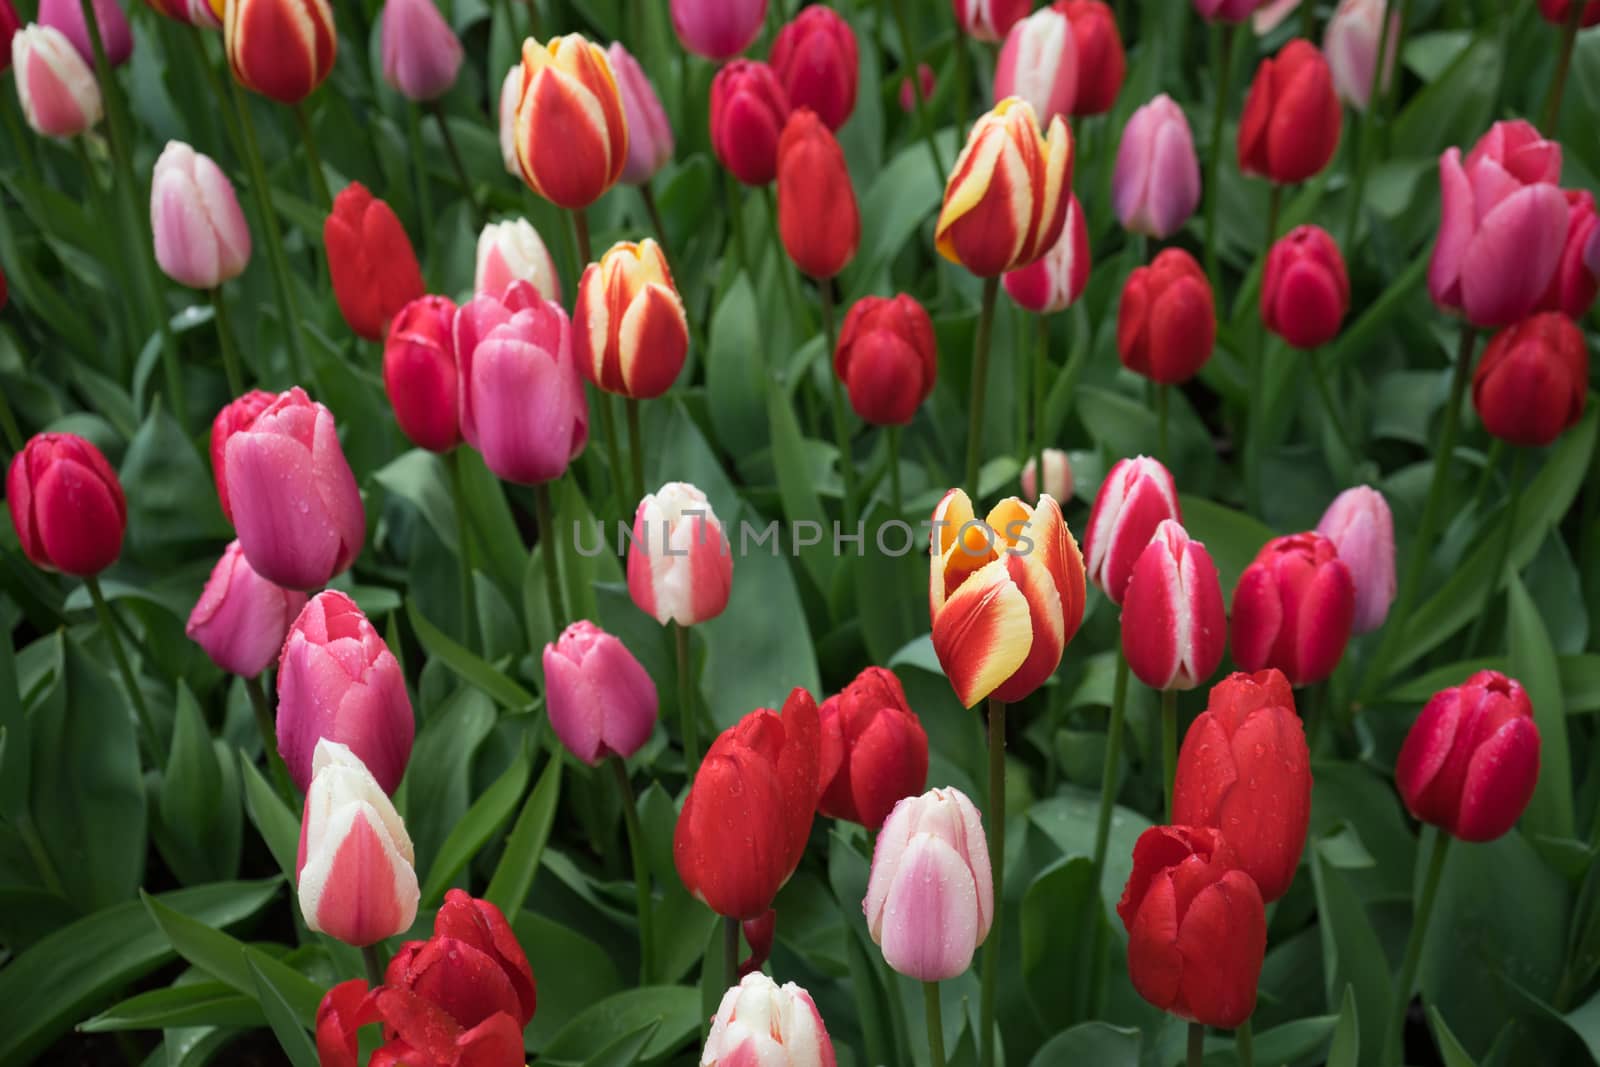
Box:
[766,380,837,595]
[1028,1022,1140,1067]
[239,753,300,883]
[539,986,702,1065]
[1177,494,1275,602]
[1428,1005,1480,1067]
[156,683,241,886]
[1508,573,1573,842]
[1308,850,1391,1067]
[1326,984,1360,1067]
[406,596,538,711]
[419,745,533,906]
[516,910,623,1051]
[484,755,564,918]
[704,273,768,461]
[81,981,265,1032]
[1020,857,1099,1031]
[578,1019,662,1067]
[247,956,320,1067]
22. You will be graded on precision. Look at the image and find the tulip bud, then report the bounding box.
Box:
[1323,0,1397,110]
[224,387,366,591]
[1004,191,1091,313]
[496,64,520,177]
[314,979,372,1067]
[929,489,1087,707]
[1193,0,1268,20]
[770,5,858,131]
[1083,455,1181,604]
[1261,224,1349,349]
[1471,312,1589,448]
[1058,0,1125,115]
[899,63,934,113]
[142,0,218,29]
[1395,671,1542,843]
[0,0,21,63]
[385,889,538,1032]
[1230,532,1354,686]
[627,481,733,627]
[573,238,690,399]
[512,34,628,210]
[380,0,462,102]
[1238,39,1341,185]
[1537,190,1600,318]
[1117,825,1266,1027]
[1315,486,1395,634]
[187,540,309,677]
[817,667,929,831]
[1539,0,1600,26]
[777,109,859,280]
[672,0,766,60]
[38,0,130,66]
[475,218,560,304]
[833,293,938,426]
[1021,448,1074,505]
[1117,248,1216,384]
[542,620,658,766]
[993,6,1077,127]
[1121,520,1227,692]
[296,740,419,946]
[936,98,1074,277]
[1113,95,1200,240]
[864,787,993,980]
[675,688,821,918]
[323,983,523,1067]
[224,0,336,105]
[209,389,275,525]
[278,591,414,794]
[703,972,836,1066]
[6,431,125,576]
[607,42,674,185]
[150,141,252,291]
[1252,0,1300,32]
[324,183,426,342]
[11,25,101,139]
[383,295,460,453]
[711,59,791,186]
[953,0,1030,42]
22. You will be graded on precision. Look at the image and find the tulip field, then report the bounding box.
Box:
[5,0,1600,1064]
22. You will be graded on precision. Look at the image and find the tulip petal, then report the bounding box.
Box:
[1174,872,1264,1029]
[931,558,1032,708]
[1461,183,1569,326]
[1455,715,1541,842]
[879,835,983,981]
[1125,870,1182,1013]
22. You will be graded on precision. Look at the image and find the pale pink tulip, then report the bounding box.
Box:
[12,24,100,138]
[1113,94,1201,239]
[475,219,560,303]
[380,0,462,102]
[702,973,836,1066]
[607,41,674,184]
[151,141,252,290]
[1323,0,1398,110]
[1315,485,1395,634]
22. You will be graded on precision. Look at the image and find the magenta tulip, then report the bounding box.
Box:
[671,0,765,60]
[1230,532,1354,686]
[38,0,130,67]
[380,0,462,102]
[541,621,658,766]
[187,540,308,677]
[1120,519,1227,691]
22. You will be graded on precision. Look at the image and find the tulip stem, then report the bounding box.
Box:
[1247,186,1285,516]
[676,623,699,777]
[85,576,159,763]
[887,426,904,516]
[1187,1022,1205,1067]
[1034,313,1050,497]
[820,282,858,530]
[361,942,387,988]
[244,673,298,807]
[1464,449,1528,655]
[1543,0,1588,132]
[1161,687,1179,820]
[641,181,671,256]
[534,481,566,629]
[1202,22,1239,288]
[609,757,656,984]
[1383,832,1451,1066]
[291,104,333,211]
[428,102,483,230]
[450,449,479,650]
[0,390,21,454]
[979,697,1006,1067]
[1091,653,1130,884]
[965,276,1001,496]
[404,104,437,272]
[888,0,947,187]
[1307,347,1357,470]
[1378,0,1415,152]
[625,398,647,512]
[762,186,813,338]
[571,207,593,266]
[1465,439,1506,518]
[209,288,247,396]
[924,982,947,1067]
[722,914,740,988]
[723,171,752,280]
[1236,1019,1255,1067]
[1156,385,1169,466]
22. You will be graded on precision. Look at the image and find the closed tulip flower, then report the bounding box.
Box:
[1540,0,1600,26]
[1238,39,1341,184]
[928,489,1087,707]
[1261,225,1349,349]
[671,0,765,60]
[187,540,308,677]
[817,667,929,831]
[383,295,460,453]
[296,740,419,946]
[937,98,1073,277]
[993,6,1077,127]
[385,889,538,1034]
[1060,1,1124,114]
[475,218,560,303]
[865,787,993,980]
[1021,448,1074,505]
[1004,193,1091,313]
[1396,671,1541,843]
[150,141,251,291]
[1537,190,1600,318]
[1231,532,1354,686]
[898,63,935,113]
[7,431,125,576]
[1117,825,1266,1027]
[1083,455,1181,604]
[711,59,791,186]
[1323,0,1398,110]
[223,387,366,591]
[770,5,858,131]
[0,0,20,60]
[142,0,218,28]
[497,65,521,176]
[1315,486,1395,634]
[675,688,821,918]
[703,973,836,1066]
[573,238,689,399]
[1193,0,1267,19]
[627,481,733,627]
[325,183,426,342]
[38,0,130,66]
[542,620,658,766]
[12,25,102,138]
[1117,249,1216,383]
[777,109,859,280]
[512,34,627,209]
[1430,120,1569,328]
[209,389,275,525]
[225,0,336,104]
[1472,312,1589,448]
[954,0,1030,41]
[380,0,462,102]
[833,293,938,425]
[1121,520,1227,692]
[316,979,524,1067]
[607,42,674,184]
[1112,95,1201,239]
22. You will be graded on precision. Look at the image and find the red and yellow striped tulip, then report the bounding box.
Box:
[572,238,689,399]
[512,34,628,210]
[224,0,336,105]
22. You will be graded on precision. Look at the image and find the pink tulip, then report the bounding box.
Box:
[1230,532,1354,686]
[993,6,1076,127]
[953,0,1030,42]
[898,64,934,113]
[380,0,462,102]
[1537,189,1600,318]
[186,540,309,677]
[1004,191,1091,313]
[383,295,460,454]
[278,591,415,795]
[1021,448,1074,505]
[702,973,837,1066]
[1113,94,1201,239]
[1315,486,1395,635]
[626,481,733,627]
[671,0,766,60]
[151,140,252,290]
[541,621,658,766]
[607,42,674,184]
[11,24,101,138]
[1083,455,1182,605]
[1251,0,1300,32]
[475,219,559,303]
[1323,0,1398,110]
[38,0,130,67]
[1121,520,1227,691]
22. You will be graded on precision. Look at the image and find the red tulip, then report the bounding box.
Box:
[1004,192,1091,313]
[711,60,791,186]
[833,294,938,426]
[384,295,460,453]
[1056,0,1125,115]
[1472,312,1588,448]
[224,0,336,104]
[1539,0,1600,27]
[1117,248,1216,384]
[572,239,689,400]
[0,0,20,63]
[1238,39,1341,184]
[817,667,929,831]
[953,0,1030,41]
[777,109,859,280]
[770,5,858,131]
[511,35,629,210]
[386,889,538,1032]
[325,183,426,342]
[208,388,275,525]
[6,432,125,577]
[1120,519,1227,692]
[1230,532,1354,687]
[1083,455,1181,604]
[1261,224,1349,349]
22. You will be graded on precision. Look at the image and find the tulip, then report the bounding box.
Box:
[386,889,538,1032]
[314,979,373,1067]
[11,25,102,139]
[224,0,336,105]
[928,490,1087,707]
[703,973,836,1065]
[142,0,218,28]
[150,141,252,291]
[38,0,130,66]
[1112,95,1201,240]
[1120,520,1226,692]
[572,238,689,399]
[777,109,859,280]
[675,688,820,918]
[6,431,125,576]
[1238,39,1342,185]
[475,218,560,304]
[1252,0,1300,31]
[1539,0,1600,26]
[936,98,1074,277]
[1323,0,1398,110]
[324,183,426,342]
[1429,120,1569,328]
[671,0,766,60]
[993,6,1077,127]
[1021,448,1074,505]
[383,295,460,453]
[1471,312,1589,448]
[1083,455,1181,605]
[953,0,1030,42]
[541,620,658,766]
[606,42,674,185]
[186,540,309,677]
[1117,825,1266,1027]
[1117,249,1216,384]
[817,667,929,831]
[496,65,520,177]
[626,481,733,627]
[278,591,414,794]
[770,5,858,131]
[1004,193,1091,313]
[1537,190,1600,318]
[1057,0,1125,115]
[380,0,462,102]
[1230,532,1354,686]
[899,63,935,114]
[320,983,524,1067]
[864,787,994,980]
[0,0,20,62]
[209,390,275,525]
[223,387,366,591]
[710,59,791,186]
[1261,224,1349,349]
[512,34,628,210]
[1192,0,1267,19]
[1395,670,1542,842]
[296,740,419,946]
[833,293,938,426]
[738,911,777,978]
[1315,486,1396,634]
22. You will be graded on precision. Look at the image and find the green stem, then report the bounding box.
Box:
[1188,1022,1205,1067]
[762,186,812,336]
[1092,653,1130,883]
[405,103,436,272]
[429,102,483,229]
[244,672,298,806]
[534,481,565,629]
[724,168,752,279]
[361,942,387,987]
[979,697,1006,1067]
[571,206,593,265]
[722,914,740,988]
[641,180,671,255]
[676,623,699,777]
[596,391,626,513]
[1299,0,1317,36]
[450,448,479,650]
[924,982,947,1067]
[86,576,159,763]
[1543,0,1587,131]
[965,276,1001,494]
[1308,347,1357,468]
[610,757,655,984]
[1156,384,1169,465]
[625,397,647,510]
[1464,449,1528,655]
[292,104,332,210]
[889,0,947,186]
[1203,22,1239,287]
[1161,687,1178,821]
[1236,1018,1255,1067]
[0,388,22,453]
[210,288,247,396]
[821,283,858,530]
[1034,313,1049,496]
[1383,833,1451,1065]
[955,27,973,138]
[1247,186,1284,516]
[1465,438,1507,518]
[888,426,904,515]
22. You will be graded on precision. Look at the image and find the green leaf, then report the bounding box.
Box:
[1020,857,1098,1029]
[119,405,231,561]
[157,683,241,884]
[1028,788,1154,925]
[704,273,767,459]
[420,746,532,905]
[1178,494,1275,601]
[1507,574,1573,841]
[247,956,319,1067]
[485,756,564,918]
[539,986,702,1064]
[579,1020,661,1067]
[239,754,300,882]
[767,381,837,594]
[516,909,624,1051]
[1028,1022,1141,1066]
[1327,984,1360,1067]
[1428,1005,1479,1067]
[406,597,537,711]
[80,982,264,1032]
[1309,850,1390,1067]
